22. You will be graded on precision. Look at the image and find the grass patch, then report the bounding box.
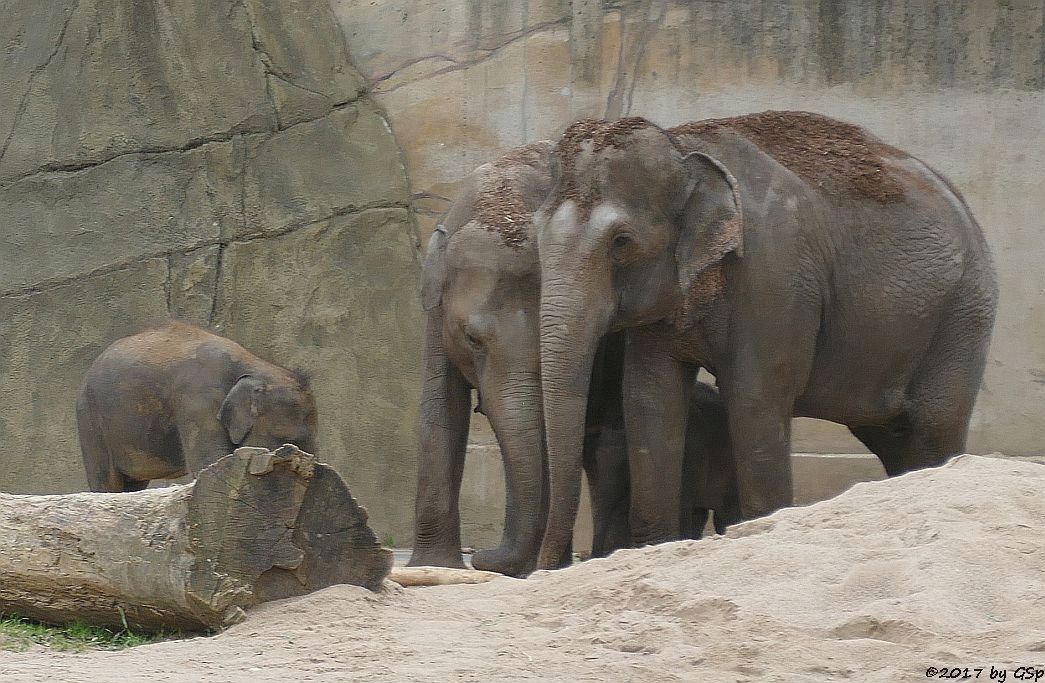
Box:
[0,614,176,652]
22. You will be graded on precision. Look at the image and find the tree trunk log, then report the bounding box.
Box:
[0,445,391,632]
[387,567,503,587]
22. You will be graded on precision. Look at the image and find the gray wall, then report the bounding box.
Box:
[2,0,1043,550]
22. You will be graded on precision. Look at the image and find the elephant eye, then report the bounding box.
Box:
[611,232,636,262]
[465,332,484,350]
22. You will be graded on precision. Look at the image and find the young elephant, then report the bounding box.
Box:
[77,320,317,492]
[409,142,737,577]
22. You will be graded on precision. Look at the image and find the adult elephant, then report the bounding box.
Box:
[534,112,997,569]
[409,142,737,577]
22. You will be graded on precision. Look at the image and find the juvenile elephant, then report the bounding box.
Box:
[77,320,318,491]
[535,113,997,568]
[409,142,737,577]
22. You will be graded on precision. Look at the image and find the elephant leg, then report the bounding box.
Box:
[409,310,472,569]
[720,376,795,521]
[682,508,710,539]
[714,477,743,533]
[849,416,966,479]
[678,427,706,539]
[77,396,128,492]
[682,381,739,537]
[622,330,696,546]
[178,422,234,478]
[584,423,630,557]
[851,301,991,477]
[79,429,149,492]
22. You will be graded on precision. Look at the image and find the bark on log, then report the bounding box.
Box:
[0,445,391,632]
[387,567,503,587]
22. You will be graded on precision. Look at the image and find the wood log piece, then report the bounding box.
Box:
[0,445,391,632]
[387,567,504,587]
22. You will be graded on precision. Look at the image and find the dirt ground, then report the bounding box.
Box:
[1,454,1041,682]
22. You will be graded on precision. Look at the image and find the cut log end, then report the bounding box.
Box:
[0,445,391,633]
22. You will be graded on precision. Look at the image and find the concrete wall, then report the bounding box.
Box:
[333,0,1045,545]
[2,0,1042,551]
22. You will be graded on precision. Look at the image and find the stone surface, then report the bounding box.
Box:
[243,0,367,127]
[168,245,220,325]
[0,259,171,494]
[239,103,409,238]
[0,0,274,182]
[0,142,238,292]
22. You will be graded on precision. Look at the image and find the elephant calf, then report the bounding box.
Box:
[77,320,317,492]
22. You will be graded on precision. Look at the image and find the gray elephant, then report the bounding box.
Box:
[77,320,318,491]
[409,142,737,577]
[534,112,997,568]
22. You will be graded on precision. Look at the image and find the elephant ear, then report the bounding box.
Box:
[421,226,449,311]
[218,375,261,445]
[674,152,744,305]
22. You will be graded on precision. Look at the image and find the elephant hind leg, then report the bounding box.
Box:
[122,478,150,492]
[848,423,911,476]
[682,507,710,539]
[853,289,993,477]
[78,397,124,492]
[850,410,970,477]
[79,427,148,492]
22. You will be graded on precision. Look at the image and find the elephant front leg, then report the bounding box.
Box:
[719,377,795,521]
[622,330,696,546]
[178,420,236,479]
[408,318,472,569]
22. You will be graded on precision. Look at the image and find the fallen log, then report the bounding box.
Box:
[0,445,391,632]
[387,567,503,587]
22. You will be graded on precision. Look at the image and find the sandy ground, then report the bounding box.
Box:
[1,454,1042,682]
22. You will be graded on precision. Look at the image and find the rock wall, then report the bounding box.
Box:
[333,0,1045,545]
[0,0,423,544]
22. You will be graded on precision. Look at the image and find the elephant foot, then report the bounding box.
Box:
[407,546,467,570]
[470,546,535,578]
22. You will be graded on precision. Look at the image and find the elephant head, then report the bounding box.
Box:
[410,142,556,577]
[218,371,318,455]
[535,118,743,568]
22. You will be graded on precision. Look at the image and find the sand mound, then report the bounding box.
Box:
[3,455,1042,682]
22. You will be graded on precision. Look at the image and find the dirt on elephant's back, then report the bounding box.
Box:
[671,111,910,203]
[6,454,1041,682]
[473,142,554,249]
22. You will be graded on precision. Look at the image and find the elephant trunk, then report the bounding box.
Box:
[536,264,614,570]
[471,373,546,577]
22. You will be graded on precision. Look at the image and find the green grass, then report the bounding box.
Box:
[0,614,174,652]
